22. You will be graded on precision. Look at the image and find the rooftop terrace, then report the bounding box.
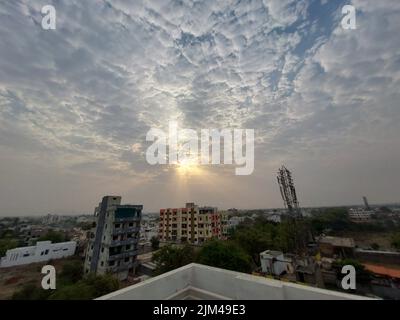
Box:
[98,263,371,300]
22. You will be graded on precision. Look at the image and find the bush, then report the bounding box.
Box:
[150,236,160,251]
[59,260,84,284]
[12,283,52,300]
[152,244,196,275]
[391,233,400,250]
[0,238,18,257]
[197,240,252,273]
[12,272,119,300]
[49,273,119,300]
[38,230,69,243]
[48,283,95,300]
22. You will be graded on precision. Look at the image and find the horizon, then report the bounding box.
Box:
[2,200,400,218]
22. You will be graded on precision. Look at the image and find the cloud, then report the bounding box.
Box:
[0,0,399,213]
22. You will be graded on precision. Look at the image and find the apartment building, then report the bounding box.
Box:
[84,196,142,281]
[158,203,227,244]
[348,208,373,223]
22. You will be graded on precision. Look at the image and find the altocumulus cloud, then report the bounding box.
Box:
[0,0,400,214]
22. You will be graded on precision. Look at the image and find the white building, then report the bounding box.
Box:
[42,214,61,225]
[348,208,373,223]
[97,263,373,300]
[0,241,76,268]
[266,213,282,223]
[260,250,295,276]
[227,216,245,229]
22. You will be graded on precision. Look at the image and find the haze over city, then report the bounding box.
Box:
[0,0,400,215]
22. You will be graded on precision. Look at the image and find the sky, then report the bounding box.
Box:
[0,0,400,215]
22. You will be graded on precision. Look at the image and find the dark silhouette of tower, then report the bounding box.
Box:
[363,196,370,210]
[277,165,307,253]
[277,165,301,217]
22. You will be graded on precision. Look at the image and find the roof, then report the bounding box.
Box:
[97,263,372,300]
[260,250,283,257]
[319,236,355,248]
[363,264,400,279]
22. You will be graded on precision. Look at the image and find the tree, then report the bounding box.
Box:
[231,225,274,265]
[310,208,352,234]
[84,273,120,297]
[0,229,15,239]
[12,283,52,300]
[59,260,84,284]
[48,282,95,300]
[0,238,18,257]
[79,222,93,231]
[197,240,252,273]
[391,233,400,250]
[152,244,196,275]
[38,230,68,243]
[48,274,119,300]
[150,236,160,251]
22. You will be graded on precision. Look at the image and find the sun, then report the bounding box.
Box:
[175,158,202,176]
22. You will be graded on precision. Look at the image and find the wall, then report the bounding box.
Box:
[355,249,400,265]
[0,241,76,268]
[98,263,371,300]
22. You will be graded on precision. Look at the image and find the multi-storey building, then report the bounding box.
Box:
[158,203,226,244]
[348,208,373,223]
[84,196,142,281]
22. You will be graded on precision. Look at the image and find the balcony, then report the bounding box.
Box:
[114,217,141,223]
[108,250,139,261]
[110,238,138,247]
[112,226,140,235]
[97,263,374,300]
[109,260,139,273]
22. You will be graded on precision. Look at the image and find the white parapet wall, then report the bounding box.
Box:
[0,241,76,268]
[98,263,374,300]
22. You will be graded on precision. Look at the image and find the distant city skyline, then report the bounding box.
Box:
[1,1,400,216]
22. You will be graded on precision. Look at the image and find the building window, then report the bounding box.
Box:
[101,261,104,267]
[101,247,104,253]
[109,261,115,266]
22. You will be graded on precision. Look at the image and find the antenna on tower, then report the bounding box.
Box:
[277,165,301,217]
[363,196,370,210]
